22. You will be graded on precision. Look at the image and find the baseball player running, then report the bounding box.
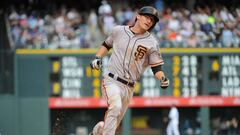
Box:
[89,6,169,135]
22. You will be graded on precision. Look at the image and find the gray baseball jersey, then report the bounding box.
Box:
[105,25,164,82]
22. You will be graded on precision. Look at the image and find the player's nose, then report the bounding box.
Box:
[146,16,154,25]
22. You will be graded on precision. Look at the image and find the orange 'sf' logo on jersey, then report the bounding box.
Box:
[135,45,147,61]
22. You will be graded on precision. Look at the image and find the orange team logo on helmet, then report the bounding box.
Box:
[135,45,147,61]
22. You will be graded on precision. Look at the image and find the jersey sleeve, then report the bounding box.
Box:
[148,41,164,67]
[104,26,120,48]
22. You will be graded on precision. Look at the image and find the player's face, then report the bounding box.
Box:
[138,14,155,31]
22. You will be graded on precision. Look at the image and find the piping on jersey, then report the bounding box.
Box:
[123,27,151,81]
[127,34,151,81]
[122,27,131,79]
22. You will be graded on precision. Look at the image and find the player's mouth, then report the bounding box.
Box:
[144,23,150,28]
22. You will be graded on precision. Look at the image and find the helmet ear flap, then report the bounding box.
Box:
[148,22,157,31]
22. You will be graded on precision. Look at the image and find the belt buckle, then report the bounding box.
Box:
[127,81,134,87]
[126,81,130,86]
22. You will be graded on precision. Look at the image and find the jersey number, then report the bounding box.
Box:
[134,45,147,61]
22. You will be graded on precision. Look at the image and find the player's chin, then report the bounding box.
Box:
[142,25,150,31]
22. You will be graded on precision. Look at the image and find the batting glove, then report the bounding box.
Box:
[90,57,102,70]
[160,77,169,89]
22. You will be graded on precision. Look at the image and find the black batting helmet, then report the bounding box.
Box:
[137,6,159,31]
[138,6,159,23]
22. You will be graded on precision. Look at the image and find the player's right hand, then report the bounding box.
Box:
[160,77,169,89]
[90,57,102,70]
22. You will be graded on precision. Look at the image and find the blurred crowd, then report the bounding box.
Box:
[8,6,93,49]
[155,6,240,48]
[181,116,240,135]
[7,0,240,49]
[211,116,239,135]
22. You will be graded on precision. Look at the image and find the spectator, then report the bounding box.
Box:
[123,7,135,25]
[98,0,112,16]
[88,9,102,48]
[221,23,234,47]
[102,13,115,36]
[228,117,239,135]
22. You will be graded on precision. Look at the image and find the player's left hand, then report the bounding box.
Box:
[160,77,169,89]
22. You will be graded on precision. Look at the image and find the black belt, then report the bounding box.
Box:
[108,73,134,87]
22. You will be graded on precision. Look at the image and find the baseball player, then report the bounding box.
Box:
[167,106,180,135]
[89,6,169,135]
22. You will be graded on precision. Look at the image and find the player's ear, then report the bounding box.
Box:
[136,14,141,20]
